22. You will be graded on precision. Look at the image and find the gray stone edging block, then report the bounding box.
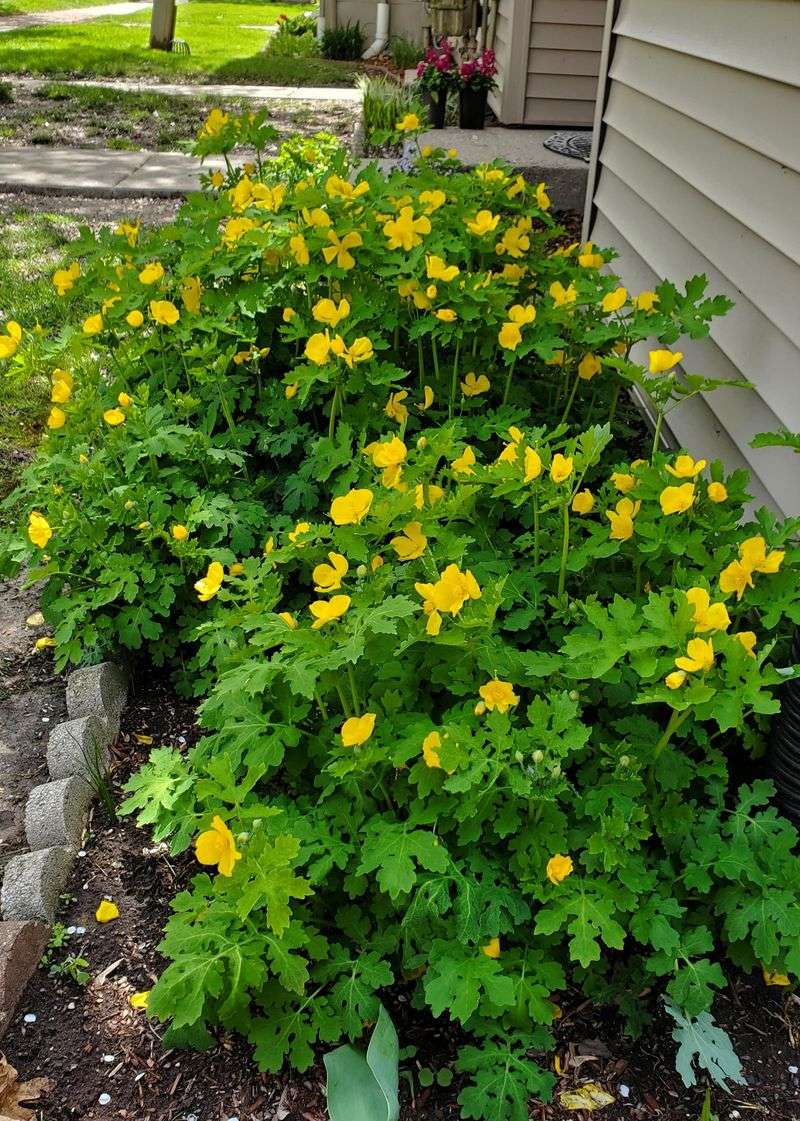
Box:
[46,714,110,782]
[0,921,49,1038]
[66,662,127,737]
[25,777,92,852]
[1,847,75,923]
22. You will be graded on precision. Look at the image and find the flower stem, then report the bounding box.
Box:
[651,409,665,459]
[335,681,352,718]
[557,501,570,598]
[560,370,581,426]
[502,357,517,406]
[608,382,621,427]
[328,384,341,440]
[653,707,691,758]
[449,338,461,418]
[347,663,360,712]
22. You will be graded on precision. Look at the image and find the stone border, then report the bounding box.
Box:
[0,661,127,1036]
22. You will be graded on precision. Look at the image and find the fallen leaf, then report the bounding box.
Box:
[762,967,791,986]
[558,1082,615,1112]
[133,733,154,745]
[24,612,44,628]
[0,1054,53,1120]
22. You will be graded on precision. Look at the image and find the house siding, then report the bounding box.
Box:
[585,0,800,517]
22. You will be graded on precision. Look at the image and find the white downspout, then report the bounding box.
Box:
[361,0,389,58]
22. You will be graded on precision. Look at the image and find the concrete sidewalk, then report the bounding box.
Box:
[0,146,226,197]
[12,76,364,103]
[0,0,151,34]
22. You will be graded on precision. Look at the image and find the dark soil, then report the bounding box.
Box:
[0,662,798,1120]
[0,82,359,152]
[0,575,66,862]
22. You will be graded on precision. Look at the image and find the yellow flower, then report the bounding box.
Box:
[368,436,407,470]
[460,372,490,397]
[129,991,150,1010]
[665,670,687,690]
[195,815,241,877]
[435,308,457,323]
[305,331,332,366]
[666,454,706,479]
[660,483,695,515]
[323,229,363,270]
[313,297,350,328]
[578,242,604,268]
[739,535,785,575]
[325,175,369,201]
[229,563,244,576]
[419,189,446,213]
[447,147,458,159]
[34,635,55,653]
[103,408,126,427]
[420,145,433,158]
[391,521,427,561]
[337,336,374,368]
[534,182,550,210]
[385,389,409,423]
[330,488,373,525]
[117,392,131,408]
[572,490,594,514]
[612,472,635,494]
[199,108,229,138]
[210,170,224,188]
[419,384,434,411]
[649,349,683,374]
[47,407,66,430]
[601,287,627,313]
[606,497,640,541]
[546,854,573,884]
[578,353,601,380]
[289,233,310,266]
[171,524,189,542]
[313,551,349,592]
[452,445,477,476]
[762,968,791,987]
[707,481,728,503]
[150,300,180,326]
[634,290,659,312]
[478,678,519,713]
[735,631,757,658]
[278,610,298,629]
[383,207,431,251]
[509,304,535,326]
[549,281,577,307]
[426,255,459,282]
[181,275,202,314]
[28,511,52,548]
[83,314,103,336]
[481,937,501,959]
[283,307,296,323]
[495,224,530,259]
[341,712,377,746]
[126,309,144,328]
[506,174,525,199]
[95,900,120,923]
[310,594,351,629]
[52,262,80,295]
[288,521,311,546]
[415,565,481,628]
[396,112,421,132]
[52,367,73,390]
[685,587,730,633]
[676,637,715,674]
[466,210,500,237]
[194,560,225,602]
[498,321,522,350]
[414,483,444,510]
[550,454,573,484]
[285,382,299,400]
[502,263,526,283]
[719,559,753,601]
[523,447,543,482]
[221,216,256,249]
[138,261,164,285]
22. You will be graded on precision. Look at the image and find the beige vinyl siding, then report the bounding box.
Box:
[585,0,800,517]
[490,0,605,125]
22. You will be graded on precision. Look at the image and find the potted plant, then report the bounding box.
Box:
[415,40,457,130]
[458,47,497,130]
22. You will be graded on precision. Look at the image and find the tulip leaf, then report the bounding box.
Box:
[324,1004,400,1121]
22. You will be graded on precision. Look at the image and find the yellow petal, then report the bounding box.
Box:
[95,900,120,923]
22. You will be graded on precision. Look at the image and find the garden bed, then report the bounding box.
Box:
[0,82,360,152]
[3,669,800,1120]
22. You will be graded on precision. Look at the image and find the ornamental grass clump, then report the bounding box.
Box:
[2,109,800,1120]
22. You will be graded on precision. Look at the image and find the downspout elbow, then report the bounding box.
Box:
[361,0,390,58]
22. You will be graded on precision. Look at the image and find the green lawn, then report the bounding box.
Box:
[0,0,132,14]
[0,1,360,85]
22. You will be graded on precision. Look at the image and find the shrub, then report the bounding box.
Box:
[4,109,800,1121]
[320,20,364,60]
[356,74,428,147]
[266,10,320,59]
[389,34,424,71]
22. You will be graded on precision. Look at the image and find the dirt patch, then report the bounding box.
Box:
[0,82,359,152]
[0,575,66,861]
[0,191,182,225]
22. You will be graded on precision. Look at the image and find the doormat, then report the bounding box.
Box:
[543,132,593,162]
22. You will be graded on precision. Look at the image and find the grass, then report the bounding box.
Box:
[0,212,80,513]
[0,0,131,14]
[0,2,360,85]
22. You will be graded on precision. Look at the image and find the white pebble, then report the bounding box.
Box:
[730,1112,740,1120]
[185,1114,198,1121]
[790,1065,799,1074]
[67,1001,76,1010]
[23,1013,36,1024]
[42,717,50,723]
[619,1084,630,1098]
[66,926,76,935]
[98,1093,111,1105]
[102,1054,115,1063]
[78,850,87,857]
[76,926,86,935]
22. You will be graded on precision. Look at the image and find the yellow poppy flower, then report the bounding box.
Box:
[52,262,80,295]
[385,389,409,423]
[309,594,351,629]
[461,372,490,397]
[83,314,103,336]
[341,712,377,746]
[180,275,202,314]
[396,112,421,131]
[452,445,477,475]
[171,524,189,541]
[572,490,594,514]
[660,483,695,516]
[612,472,635,494]
[138,261,164,285]
[550,454,573,484]
[129,991,150,1010]
[739,535,785,574]
[685,587,730,634]
[126,309,144,328]
[329,489,373,525]
[665,670,687,689]
[390,522,427,561]
[325,175,369,201]
[419,188,446,213]
[577,242,604,268]
[546,854,573,884]
[719,559,753,601]
[103,408,125,427]
[606,497,640,541]
[524,447,542,482]
[313,551,349,592]
[195,815,241,877]
[762,968,791,987]
[414,483,444,510]
[28,511,52,548]
[422,730,444,769]
[313,297,350,327]
[482,937,501,958]
[426,255,459,282]
[601,287,627,313]
[578,353,601,380]
[549,281,577,307]
[707,481,728,503]
[649,349,683,374]
[498,321,522,350]
[368,436,407,469]
[435,308,457,322]
[534,182,550,210]
[634,290,659,312]
[150,300,180,327]
[478,678,519,713]
[288,521,311,546]
[419,385,434,410]
[47,407,66,429]
[666,454,707,479]
[734,631,757,657]
[675,637,715,674]
[95,900,120,923]
[194,560,225,602]
[465,210,500,237]
[383,207,431,251]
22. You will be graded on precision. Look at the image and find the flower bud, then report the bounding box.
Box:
[550,764,562,779]
[356,564,367,578]
[569,690,579,701]
[514,750,524,763]
[619,755,630,768]
[417,436,427,449]
[474,701,486,716]
[532,749,544,764]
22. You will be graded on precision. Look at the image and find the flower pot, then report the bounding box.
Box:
[459,86,488,130]
[422,88,448,130]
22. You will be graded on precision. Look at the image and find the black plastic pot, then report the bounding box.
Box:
[458,85,488,130]
[422,89,448,130]
[769,627,800,827]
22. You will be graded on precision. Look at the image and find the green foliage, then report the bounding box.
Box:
[5,111,800,1121]
[324,1003,400,1121]
[665,1002,744,1090]
[356,75,428,147]
[389,35,424,71]
[321,20,364,60]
